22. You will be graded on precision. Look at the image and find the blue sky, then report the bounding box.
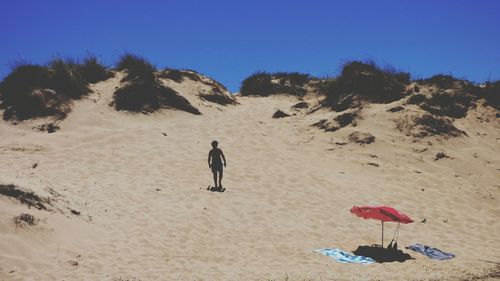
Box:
[1,0,499,92]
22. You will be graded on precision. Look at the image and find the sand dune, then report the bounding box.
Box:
[1,72,499,280]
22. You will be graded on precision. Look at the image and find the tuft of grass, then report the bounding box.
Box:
[322,61,410,111]
[14,213,38,227]
[335,111,358,127]
[468,81,500,110]
[414,114,466,137]
[0,64,51,107]
[47,58,91,99]
[0,184,49,210]
[418,74,462,89]
[406,93,427,105]
[77,55,114,84]
[240,71,274,96]
[0,65,71,120]
[422,90,473,118]
[160,69,184,82]
[240,71,309,97]
[482,81,500,110]
[200,88,237,106]
[396,113,466,138]
[292,101,309,109]
[0,56,113,121]
[113,53,201,114]
[348,131,375,144]
[113,79,201,114]
[116,53,157,83]
[161,69,234,105]
[274,72,310,87]
[160,68,235,106]
[160,69,202,83]
[312,111,359,132]
[272,109,291,118]
[407,90,474,119]
[36,122,61,133]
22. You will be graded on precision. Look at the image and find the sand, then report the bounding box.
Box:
[1,74,499,280]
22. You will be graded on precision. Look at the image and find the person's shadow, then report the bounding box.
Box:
[206,185,225,193]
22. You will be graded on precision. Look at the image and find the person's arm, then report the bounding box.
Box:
[221,150,227,167]
[208,151,212,168]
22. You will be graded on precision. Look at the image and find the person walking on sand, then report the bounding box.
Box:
[208,140,226,189]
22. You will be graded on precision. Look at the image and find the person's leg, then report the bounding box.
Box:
[213,171,218,187]
[218,169,223,187]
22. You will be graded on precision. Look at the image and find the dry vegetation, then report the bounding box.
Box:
[0,53,239,121]
[309,61,498,140]
[112,53,201,114]
[13,213,38,227]
[0,55,498,143]
[348,131,376,145]
[161,69,236,106]
[272,109,291,118]
[240,71,310,97]
[313,111,360,132]
[0,184,50,210]
[406,89,475,119]
[321,61,410,111]
[0,55,112,121]
[397,113,466,138]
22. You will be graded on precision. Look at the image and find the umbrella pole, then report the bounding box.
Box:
[381,221,384,248]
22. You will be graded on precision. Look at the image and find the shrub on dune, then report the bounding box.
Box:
[348,131,375,144]
[407,86,475,119]
[0,64,51,100]
[203,76,230,93]
[421,90,474,118]
[482,81,500,110]
[116,53,157,83]
[160,69,184,83]
[0,64,70,120]
[312,110,359,132]
[0,56,115,120]
[114,81,200,114]
[200,88,237,106]
[240,71,274,96]
[335,111,358,127]
[76,55,114,84]
[406,93,427,105]
[2,87,70,121]
[468,81,500,110]
[414,114,466,137]
[397,113,466,138]
[47,58,90,99]
[274,72,310,87]
[113,53,201,115]
[322,61,410,111]
[160,69,202,83]
[240,71,309,97]
[418,74,499,111]
[272,109,291,118]
[160,68,236,106]
[418,74,463,89]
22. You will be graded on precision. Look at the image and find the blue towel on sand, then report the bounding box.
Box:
[314,248,375,264]
[406,244,455,260]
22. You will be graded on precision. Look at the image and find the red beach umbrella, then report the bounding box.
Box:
[350,206,413,247]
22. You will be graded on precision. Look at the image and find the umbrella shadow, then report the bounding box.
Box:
[206,185,226,193]
[353,245,413,263]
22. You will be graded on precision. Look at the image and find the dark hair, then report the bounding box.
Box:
[211,140,218,147]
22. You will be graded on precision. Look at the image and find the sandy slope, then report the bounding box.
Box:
[0,75,499,281]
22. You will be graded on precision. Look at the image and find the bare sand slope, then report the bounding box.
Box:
[0,76,499,280]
